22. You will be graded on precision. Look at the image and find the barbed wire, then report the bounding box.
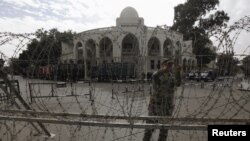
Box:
[0,15,250,141]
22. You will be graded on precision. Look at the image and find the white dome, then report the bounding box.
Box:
[120,7,139,18]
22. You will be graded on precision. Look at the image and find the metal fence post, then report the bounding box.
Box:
[29,83,33,104]
[51,83,54,97]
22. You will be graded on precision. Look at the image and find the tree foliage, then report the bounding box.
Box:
[14,28,74,74]
[172,0,230,67]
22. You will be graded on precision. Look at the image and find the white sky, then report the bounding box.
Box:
[0,0,249,58]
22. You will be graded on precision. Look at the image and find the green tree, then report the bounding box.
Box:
[172,0,230,68]
[17,28,74,74]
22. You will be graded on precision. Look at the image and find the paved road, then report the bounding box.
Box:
[0,76,249,141]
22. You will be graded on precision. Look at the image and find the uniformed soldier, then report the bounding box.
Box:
[143,59,181,141]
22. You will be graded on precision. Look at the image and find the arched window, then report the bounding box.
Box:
[148,37,160,56]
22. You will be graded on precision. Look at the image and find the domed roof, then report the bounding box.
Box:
[120,6,139,18]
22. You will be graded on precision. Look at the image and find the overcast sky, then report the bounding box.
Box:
[0,0,249,58]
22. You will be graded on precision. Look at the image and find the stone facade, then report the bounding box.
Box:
[61,6,197,79]
[182,40,197,73]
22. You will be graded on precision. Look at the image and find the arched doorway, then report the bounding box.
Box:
[99,37,113,64]
[76,42,83,60]
[163,38,173,58]
[148,37,160,56]
[148,37,160,71]
[122,33,139,63]
[85,39,96,77]
[74,42,84,81]
[121,33,139,79]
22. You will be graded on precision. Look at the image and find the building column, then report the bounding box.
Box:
[96,41,100,65]
[83,45,89,80]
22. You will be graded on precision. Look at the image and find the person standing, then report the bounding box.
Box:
[143,59,181,141]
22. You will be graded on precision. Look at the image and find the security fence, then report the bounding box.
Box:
[0,16,250,141]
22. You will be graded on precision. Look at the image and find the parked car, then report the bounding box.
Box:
[186,72,196,80]
[186,72,200,81]
[200,71,216,82]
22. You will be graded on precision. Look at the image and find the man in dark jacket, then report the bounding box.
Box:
[143,59,181,141]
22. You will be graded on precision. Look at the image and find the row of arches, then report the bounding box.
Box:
[76,34,181,62]
[147,37,181,57]
[182,58,196,72]
[76,34,183,77]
